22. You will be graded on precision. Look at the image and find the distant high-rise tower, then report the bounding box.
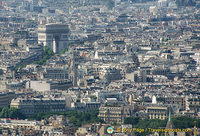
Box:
[69,50,78,87]
[38,24,69,53]
[0,0,3,8]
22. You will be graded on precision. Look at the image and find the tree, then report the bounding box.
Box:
[33,47,54,65]
[9,108,25,119]
[0,107,9,118]
[124,117,140,127]
[59,47,68,55]
[0,107,25,119]
[124,116,199,129]
[173,116,196,129]
[27,110,104,127]
[90,95,97,100]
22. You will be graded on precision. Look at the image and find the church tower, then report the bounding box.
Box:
[165,109,174,136]
[194,121,197,136]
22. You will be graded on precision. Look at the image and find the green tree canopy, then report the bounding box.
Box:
[0,107,25,119]
[33,46,54,65]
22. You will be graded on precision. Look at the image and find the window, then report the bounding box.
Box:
[63,35,68,39]
[39,35,45,39]
[47,35,52,39]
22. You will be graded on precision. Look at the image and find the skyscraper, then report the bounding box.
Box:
[69,49,78,87]
[38,23,69,53]
[0,0,3,8]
